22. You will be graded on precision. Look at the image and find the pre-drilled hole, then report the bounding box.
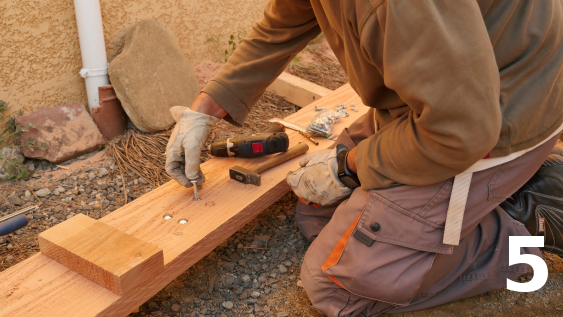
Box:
[178,219,188,225]
[163,214,173,220]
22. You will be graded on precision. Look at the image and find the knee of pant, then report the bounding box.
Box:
[295,202,338,242]
[300,260,350,316]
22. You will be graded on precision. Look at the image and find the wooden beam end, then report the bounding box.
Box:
[39,214,164,295]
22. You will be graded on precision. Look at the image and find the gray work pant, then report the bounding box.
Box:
[297,109,557,316]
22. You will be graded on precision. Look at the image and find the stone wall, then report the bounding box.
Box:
[0,0,268,126]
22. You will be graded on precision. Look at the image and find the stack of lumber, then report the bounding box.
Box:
[0,84,366,317]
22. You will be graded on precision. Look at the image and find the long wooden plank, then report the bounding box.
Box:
[268,72,333,107]
[0,84,366,317]
[39,214,164,295]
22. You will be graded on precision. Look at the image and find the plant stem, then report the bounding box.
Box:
[0,130,18,144]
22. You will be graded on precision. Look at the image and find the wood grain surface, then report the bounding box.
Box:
[39,214,164,295]
[0,84,366,317]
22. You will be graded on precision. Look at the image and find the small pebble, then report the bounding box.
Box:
[147,302,159,311]
[278,264,288,274]
[222,301,234,310]
[97,168,109,178]
[224,276,234,286]
[35,188,51,197]
[222,291,231,300]
[170,304,180,312]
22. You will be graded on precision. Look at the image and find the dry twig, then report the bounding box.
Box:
[106,129,172,188]
[119,168,127,205]
[26,186,43,206]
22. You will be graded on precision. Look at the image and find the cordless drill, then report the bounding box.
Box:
[205,122,290,158]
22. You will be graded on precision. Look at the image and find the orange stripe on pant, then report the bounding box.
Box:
[321,214,362,289]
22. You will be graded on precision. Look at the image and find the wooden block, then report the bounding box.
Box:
[0,84,366,317]
[268,72,333,107]
[38,214,164,296]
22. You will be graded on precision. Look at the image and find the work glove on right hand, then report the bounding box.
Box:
[286,148,352,206]
[165,106,220,188]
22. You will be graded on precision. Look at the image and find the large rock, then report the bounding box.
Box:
[109,19,200,133]
[16,103,106,163]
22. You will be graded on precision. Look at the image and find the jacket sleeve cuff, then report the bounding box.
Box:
[201,80,249,127]
[354,138,396,190]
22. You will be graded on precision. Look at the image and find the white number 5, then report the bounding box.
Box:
[507,236,548,292]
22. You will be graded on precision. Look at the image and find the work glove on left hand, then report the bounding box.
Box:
[165,106,220,188]
[286,147,352,206]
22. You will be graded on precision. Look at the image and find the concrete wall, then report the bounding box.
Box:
[0,0,268,125]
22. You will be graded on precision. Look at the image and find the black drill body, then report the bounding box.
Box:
[207,122,290,158]
[208,132,289,158]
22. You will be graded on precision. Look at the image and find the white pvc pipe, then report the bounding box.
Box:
[73,0,110,113]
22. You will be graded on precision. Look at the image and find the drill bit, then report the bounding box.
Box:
[190,180,199,201]
[299,130,319,145]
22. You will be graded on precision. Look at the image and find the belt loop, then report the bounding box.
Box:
[373,109,378,132]
[443,172,473,245]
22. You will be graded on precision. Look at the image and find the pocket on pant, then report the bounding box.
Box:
[322,192,454,306]
[488,162,512,202]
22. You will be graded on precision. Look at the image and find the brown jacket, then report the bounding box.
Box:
[203,0,563,190]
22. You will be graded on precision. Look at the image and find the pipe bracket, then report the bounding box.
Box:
[80,64,109,79]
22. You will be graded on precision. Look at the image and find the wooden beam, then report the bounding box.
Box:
[39,214,164,295]
[0,84,366,317]
[268,72,333,107]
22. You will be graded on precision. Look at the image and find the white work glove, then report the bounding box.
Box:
[165,106,220,188]
[286,148,352,206]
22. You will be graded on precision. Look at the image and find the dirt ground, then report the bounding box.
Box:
[1,36,562,317]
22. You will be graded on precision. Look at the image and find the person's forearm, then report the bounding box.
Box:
[190,92,228,119]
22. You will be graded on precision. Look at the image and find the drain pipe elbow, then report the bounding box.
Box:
[73,0,110,114]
